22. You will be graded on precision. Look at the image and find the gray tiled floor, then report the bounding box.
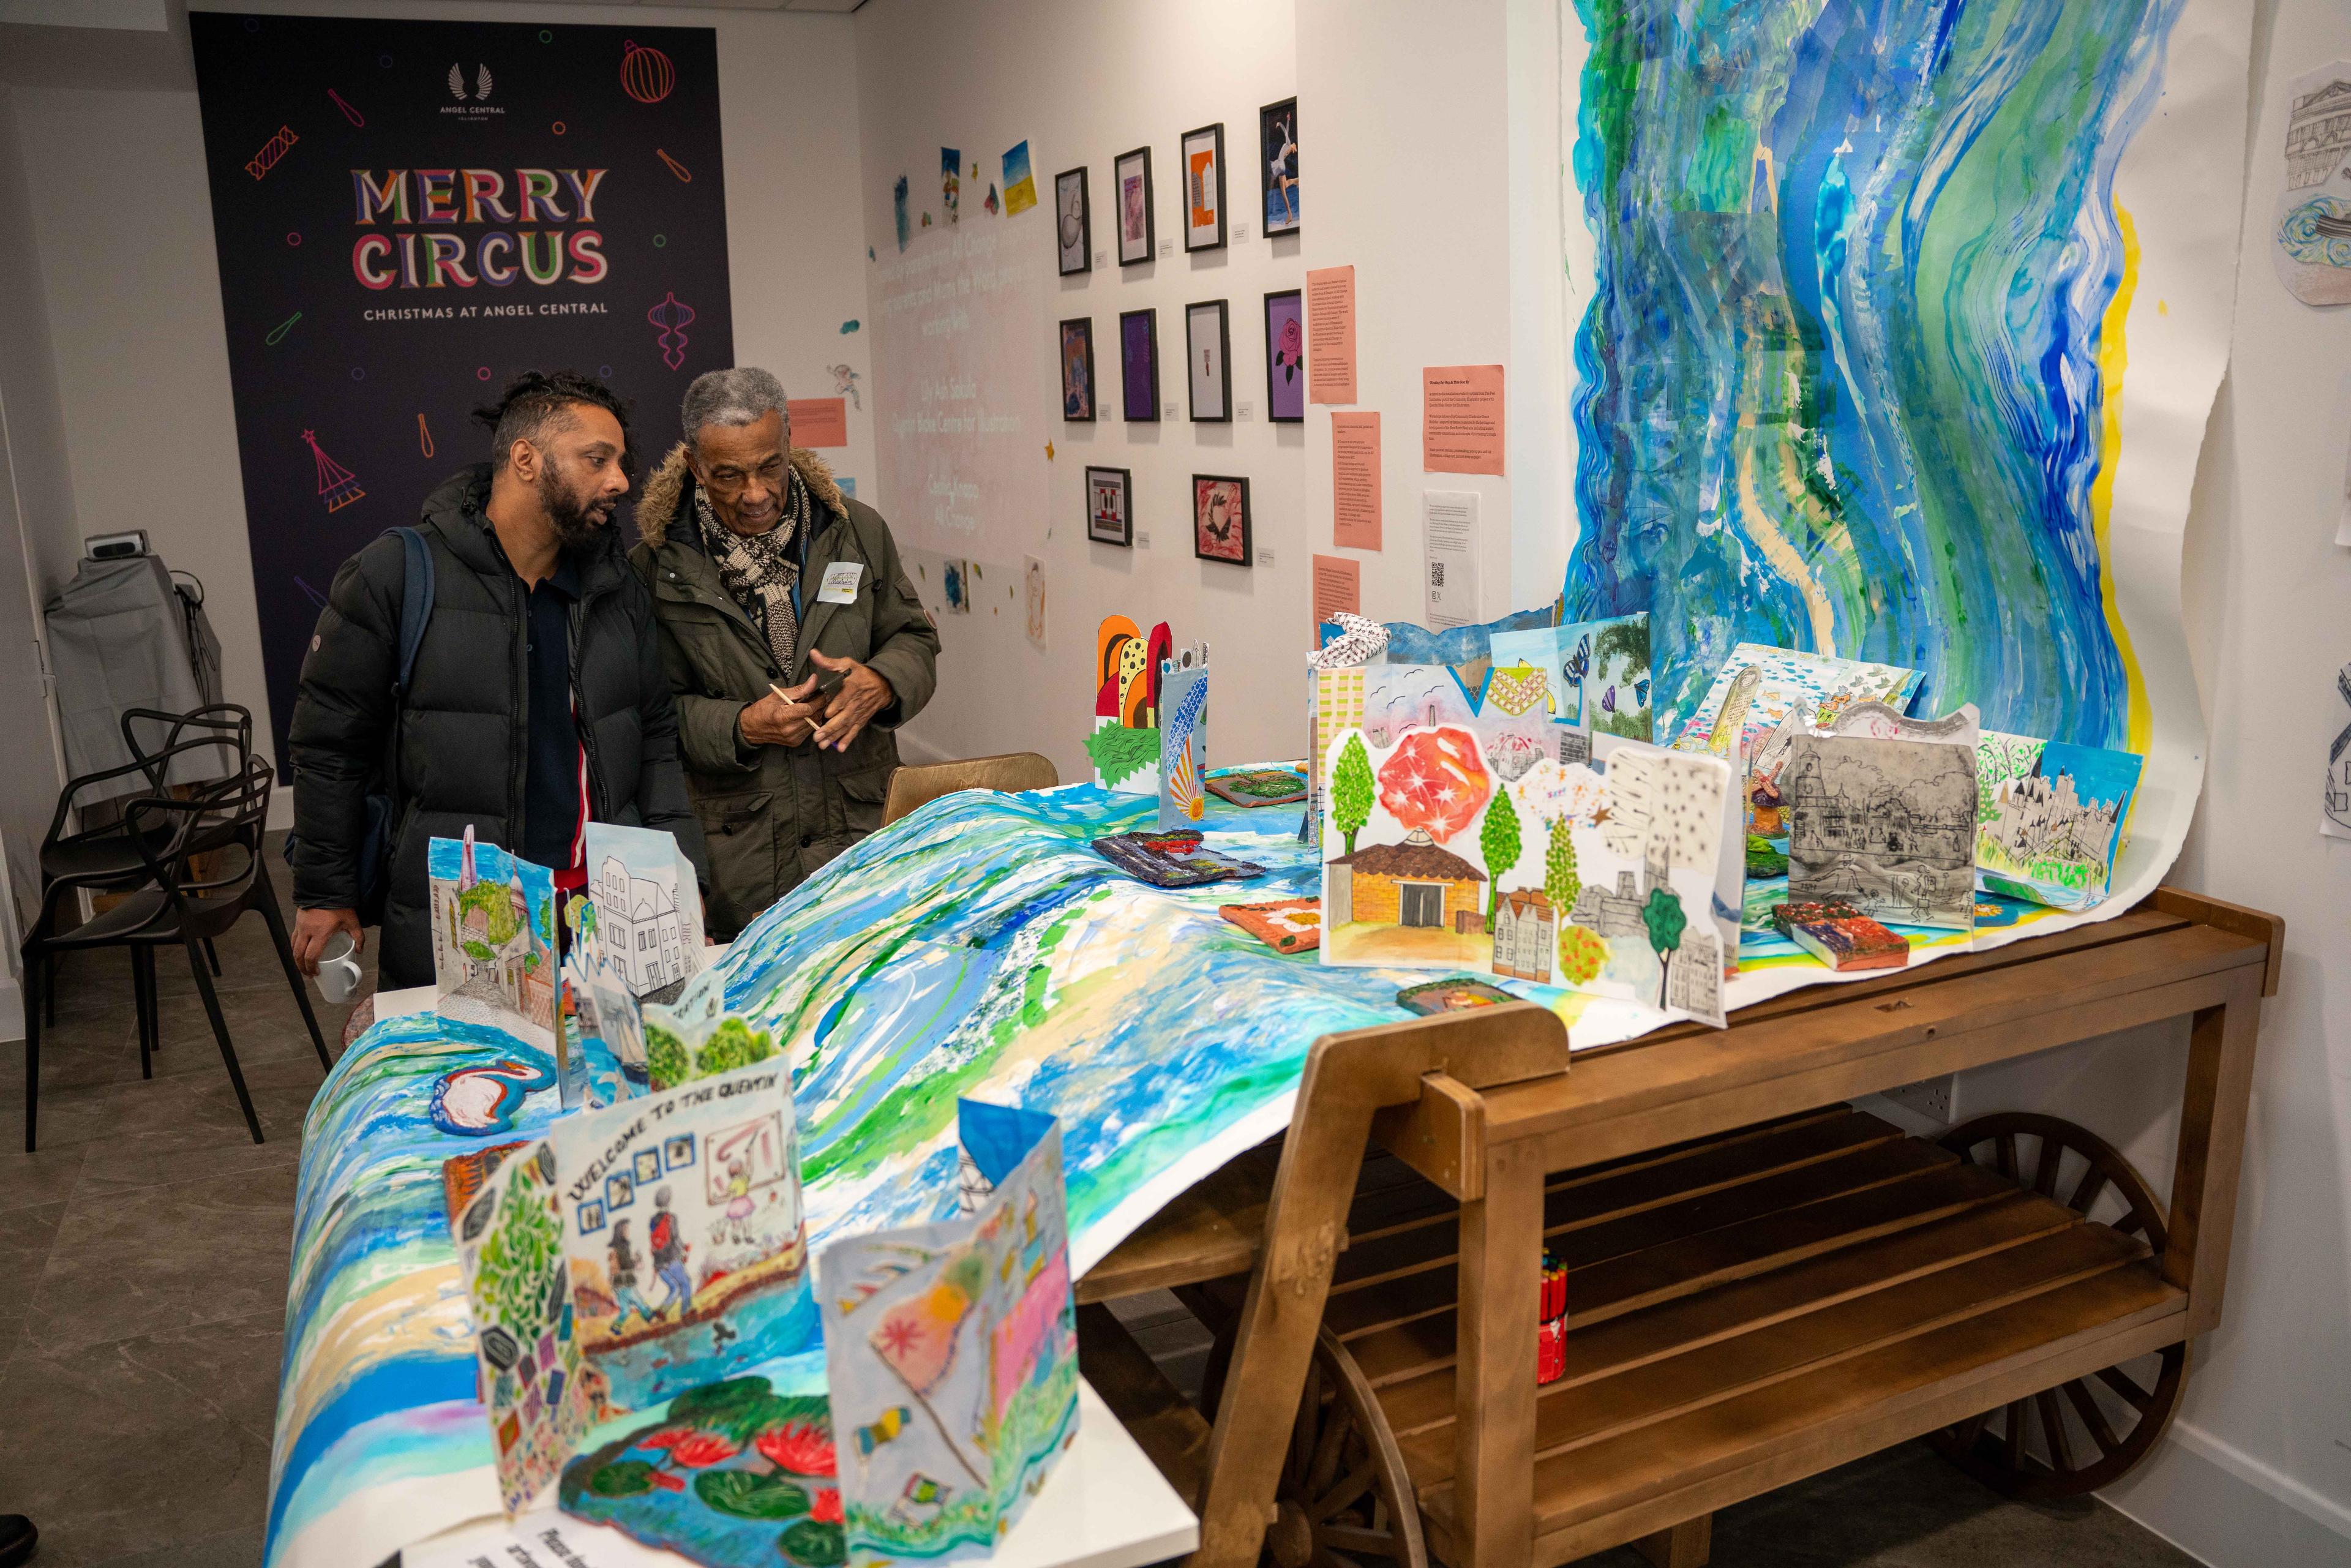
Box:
[0,844,2201,1567]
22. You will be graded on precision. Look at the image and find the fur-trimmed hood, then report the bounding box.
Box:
[633,440,847,547]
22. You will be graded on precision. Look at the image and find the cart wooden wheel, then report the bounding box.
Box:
[1265,1326,1428,1568]
[1927,1112,2188,1498]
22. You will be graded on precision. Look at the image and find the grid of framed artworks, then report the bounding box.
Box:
[1057,99,1297,567]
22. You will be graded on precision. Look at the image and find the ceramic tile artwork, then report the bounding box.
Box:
[1322,719,1733,1027]
[585,824,707,998]
[430,828,560,1052]
[451,1142,593,1515]
[1784,733,1978,931]
[1974,740,2145,912]
[817,1102,1079,1568]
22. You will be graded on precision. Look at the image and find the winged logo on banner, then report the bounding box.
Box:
[449,64,495,101]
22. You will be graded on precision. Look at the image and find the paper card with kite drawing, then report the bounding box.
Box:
[1321,721,1733,1028]
[1493,612,1653,740]
[1974,741,2143,913]
[451,1141,593,1515]
[585,823,707,998]
[431,828,560,1051]
[816,1101,1079,1568]
[543,1057,809,1419]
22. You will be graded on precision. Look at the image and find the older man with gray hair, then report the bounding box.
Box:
[632,367,939,937]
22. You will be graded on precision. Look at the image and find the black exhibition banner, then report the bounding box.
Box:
[190,12,733,754]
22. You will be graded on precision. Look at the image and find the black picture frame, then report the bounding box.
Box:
[1180,122,1226,253]
[1086,465,1133,547]
[1262,288,1305,423]
[1185,299,1232,423]
[1055,167,1092,277]
[1259,97,1299,238]
[1191,473,1251,566]
[1059,317,1095,422]
[1114,146,1155,267]
[1119,307,1160,422]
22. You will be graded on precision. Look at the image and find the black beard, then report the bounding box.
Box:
[540,465,612,547]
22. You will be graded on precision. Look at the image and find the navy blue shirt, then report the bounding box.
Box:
[520,555,585,872]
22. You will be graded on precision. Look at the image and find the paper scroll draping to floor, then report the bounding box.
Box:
[1544,0,2252,917]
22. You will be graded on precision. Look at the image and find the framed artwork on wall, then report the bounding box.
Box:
[1186,299,1231,422]
[1259,97,1298,236]
[1056,167,1092,276]
[1086,466,1133,547]
[1181,122,1226,253]
[1114,146,1155,266]
[1262,289,1305,422]
[1120,308,1160,421]
[1059,318,1095,422]
[1192,474,1251,565]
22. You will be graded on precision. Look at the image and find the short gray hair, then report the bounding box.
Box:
[681,367,788,448]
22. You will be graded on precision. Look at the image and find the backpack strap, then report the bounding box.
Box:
[392,525,435,692]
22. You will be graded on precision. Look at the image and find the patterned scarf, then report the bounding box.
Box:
[696,464,812,673]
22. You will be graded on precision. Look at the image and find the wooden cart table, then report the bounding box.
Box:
[1074,888,2281,1568]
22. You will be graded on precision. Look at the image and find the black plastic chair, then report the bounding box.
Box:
[36,706,253,1026]
[20,754,331,1151]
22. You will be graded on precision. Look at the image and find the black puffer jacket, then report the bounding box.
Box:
[289,464,708,988]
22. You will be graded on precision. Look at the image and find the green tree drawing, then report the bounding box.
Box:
[1331,734,1374,857]
[1543,817,1580,915]
[646,1022,689,1090]
[1640,885,1686,1009]
[1481,785,1522,919]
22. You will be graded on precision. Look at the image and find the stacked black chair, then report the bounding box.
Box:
[20,748,332,1151]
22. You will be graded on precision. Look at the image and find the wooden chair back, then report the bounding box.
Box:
[882,751,1059,825]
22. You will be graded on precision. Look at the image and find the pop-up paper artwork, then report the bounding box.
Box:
[430,828,560,1051]
[1158,655,1210,828]
[586,823,706,997]
[1204,768,1308,808]
[553,1059,810,1416]
[1975,741,2143,912]
[557,953,650,1113]
[1784,734,1978,930]
[1086,616,1171,793]
[1672,645,1922,763]
[452,1142,593,1514]
[817,1101,1078,1568]
[1323,723,1733,1027]
[642,969,780,1093]
[1496,613,1653,739]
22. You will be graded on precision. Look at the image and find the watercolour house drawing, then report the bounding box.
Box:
[816,1101,1079,1568]
[1784,734,1978,930]
[1975,740,2143,912]
[430,827,559,1051]
[1321,719,1733,1027]
[587,822,707,997]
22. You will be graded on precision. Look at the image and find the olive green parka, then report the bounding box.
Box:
[629,443,940,937]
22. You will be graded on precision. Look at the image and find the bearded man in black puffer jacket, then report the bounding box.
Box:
[287,370,707,991]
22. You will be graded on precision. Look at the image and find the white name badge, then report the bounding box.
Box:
[816,561,864,604]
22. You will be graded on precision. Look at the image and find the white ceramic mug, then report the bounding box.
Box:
[316,931,363,1005]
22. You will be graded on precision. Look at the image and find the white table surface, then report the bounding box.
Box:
[371,983,1198,1568]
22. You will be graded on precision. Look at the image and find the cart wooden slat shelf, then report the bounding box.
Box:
[1073,889,2279,1568]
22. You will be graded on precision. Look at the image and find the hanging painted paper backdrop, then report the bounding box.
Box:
[1548,0,2251,915]
[190,13,733,757]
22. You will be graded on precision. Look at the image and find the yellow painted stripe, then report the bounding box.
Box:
[2091,201,2152,756]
